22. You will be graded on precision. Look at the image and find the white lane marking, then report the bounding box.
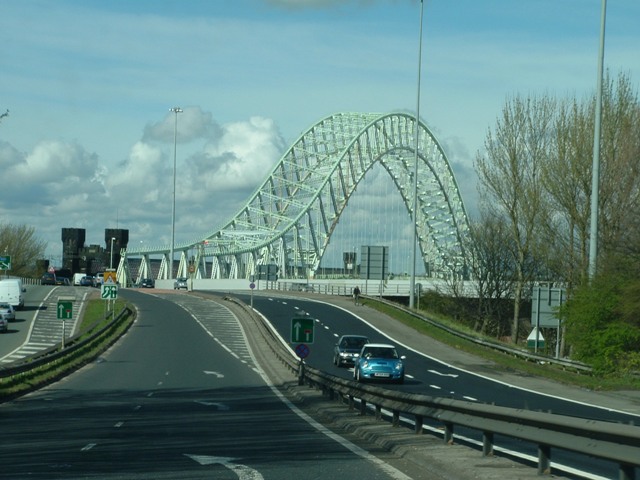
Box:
[428,369,459,378]
[194,401,230,410]
[300,297,640,419]
[203,370,224,378]
[462,396,478,402]
[186,455,264,480]
[249,310,413,480]
[114,421,124,428]
[429,385,442,390]
[81,443,96,452]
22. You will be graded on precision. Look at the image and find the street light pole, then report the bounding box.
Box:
[169,107,183,279]
[588,0,607,280]
[409,0,424,309]
[110,237,116,269]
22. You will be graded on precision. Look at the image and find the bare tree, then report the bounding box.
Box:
[541,97,593,286]
[0,224,47,277]
[466,214,515,337]
[543,72,640,287]
[475,95,555,344]
[597,72,640,260]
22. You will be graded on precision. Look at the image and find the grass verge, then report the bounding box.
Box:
[0,299,135,402]
[365,298,640,392]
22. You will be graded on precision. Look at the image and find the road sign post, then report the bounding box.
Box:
[291,316,314,344]
[101,284,118,300]
[0,254,11,271]
[57,296,74,349]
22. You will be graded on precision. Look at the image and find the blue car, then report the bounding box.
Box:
[354,343,405,384]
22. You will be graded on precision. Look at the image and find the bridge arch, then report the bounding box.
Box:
[119,112,470,283]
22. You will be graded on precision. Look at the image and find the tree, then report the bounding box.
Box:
[475,95,555,344]
[542,72,640,287]
[596,72,640,260]
[466,214,515,337]
[561,269,640,375]
[0,224,47,277]
[541,97,593,285]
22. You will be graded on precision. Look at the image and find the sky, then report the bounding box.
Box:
[1,0,639,267]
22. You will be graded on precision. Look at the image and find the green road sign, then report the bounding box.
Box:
[101,284,118,300]
[291,317,314,344]
[57,300,73,319]
[0,255,11,270]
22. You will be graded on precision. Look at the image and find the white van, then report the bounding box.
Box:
[73,273,86,286]
[0,278,25,310]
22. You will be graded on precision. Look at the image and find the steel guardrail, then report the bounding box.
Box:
[227,295,639,479]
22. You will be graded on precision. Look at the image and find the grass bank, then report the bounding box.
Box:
[366,298,640,392]
[0,298,135,402]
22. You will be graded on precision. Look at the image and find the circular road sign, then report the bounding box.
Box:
[294,343,310,359]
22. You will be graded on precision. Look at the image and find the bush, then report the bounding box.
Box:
[562,274,640,375]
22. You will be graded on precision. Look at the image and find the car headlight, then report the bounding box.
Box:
[394,362,403,371]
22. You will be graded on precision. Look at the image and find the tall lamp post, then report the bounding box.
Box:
[409,0,425,309]
[109,237,116,270]
[169,107,183,279]
[588,0,607,280]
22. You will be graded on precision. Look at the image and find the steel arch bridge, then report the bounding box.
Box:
[118,112,470,285]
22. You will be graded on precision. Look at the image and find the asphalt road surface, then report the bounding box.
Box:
[0,290,416,479]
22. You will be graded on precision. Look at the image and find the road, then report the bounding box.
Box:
[2,287,639,479]
[0,284,96,365]
[0,290,416,479]
[230,291,640,480]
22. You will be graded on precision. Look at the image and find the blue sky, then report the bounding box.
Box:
[1,0,638,267]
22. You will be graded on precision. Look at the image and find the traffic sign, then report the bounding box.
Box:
[104,270,117,284]
[291,316,314,344]
[294,343,310,359]
[101,284,118,300]
[0,255,11,270]
[57,300,73,319]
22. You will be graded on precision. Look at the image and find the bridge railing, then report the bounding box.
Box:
[226,295,639,480]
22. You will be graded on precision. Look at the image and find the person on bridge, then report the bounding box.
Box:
[353,286,361,305]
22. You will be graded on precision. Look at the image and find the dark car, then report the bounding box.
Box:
[41,272,56,285]
[79,275,94,286]
[140,278,155,288]
[55,277,71,286]
[333,334,369,367]
[174,277,188,290]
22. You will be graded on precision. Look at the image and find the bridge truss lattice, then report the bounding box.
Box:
[118,112,470,284]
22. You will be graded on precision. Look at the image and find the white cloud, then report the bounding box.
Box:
[0,0,638,265]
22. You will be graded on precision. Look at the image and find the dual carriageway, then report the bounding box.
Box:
[1,284,639,479]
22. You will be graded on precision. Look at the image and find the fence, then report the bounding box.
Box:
[228,295,640,480]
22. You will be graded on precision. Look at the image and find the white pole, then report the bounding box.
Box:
[410,0,425,309]
[588,0,607,280]
[169,107,183,279]
[110,237,115,269]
